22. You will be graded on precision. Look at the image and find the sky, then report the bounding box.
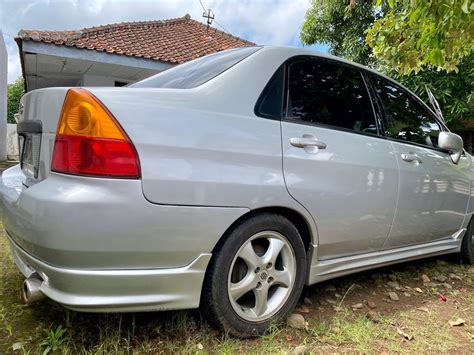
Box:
[0,0,328,84]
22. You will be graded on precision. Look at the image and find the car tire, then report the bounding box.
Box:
[460,219,474,264]
[201,213,306,337]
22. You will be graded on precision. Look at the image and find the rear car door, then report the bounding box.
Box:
[370,76,471,249]
[280,57,399,260]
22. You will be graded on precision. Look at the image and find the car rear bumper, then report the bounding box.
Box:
[8,232,211,312]
[0,165,248,270]
[0,165,248,311]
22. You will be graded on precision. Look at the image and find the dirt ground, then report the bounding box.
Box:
[0,162,473,353]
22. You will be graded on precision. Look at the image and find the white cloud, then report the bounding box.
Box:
[7,43,21,83]
[20,0,49,16]
[1,0,323,84]
[1,35,22,83]
[209,0,311,45]
[84,0,108,15]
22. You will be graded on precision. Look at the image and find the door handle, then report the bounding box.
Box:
[401,153,422,163]
[290,137,327,149]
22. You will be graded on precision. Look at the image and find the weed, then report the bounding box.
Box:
[40,325,68,354]
[215,334,237,354]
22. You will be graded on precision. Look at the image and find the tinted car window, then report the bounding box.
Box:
[372,77,441,148]
[255,65,284,118]
[130,47,261,89]
[286,59,377,134]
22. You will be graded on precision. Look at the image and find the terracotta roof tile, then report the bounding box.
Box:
[17,14,255,64]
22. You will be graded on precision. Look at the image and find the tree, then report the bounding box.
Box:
[366,0,474,74]
[300,0,473,126]
[7,77,24,124]
[388,53,474,127]
[300,0,383,66]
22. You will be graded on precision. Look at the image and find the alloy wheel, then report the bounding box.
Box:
[227,231,296,322]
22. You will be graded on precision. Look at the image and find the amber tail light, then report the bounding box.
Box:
[51,88,140,178]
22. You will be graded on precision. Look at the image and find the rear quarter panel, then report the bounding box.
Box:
[89,49,302,211]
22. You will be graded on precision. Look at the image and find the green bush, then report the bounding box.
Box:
[7,77,24,124]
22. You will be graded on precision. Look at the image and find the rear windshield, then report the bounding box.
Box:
[130,46,261,89]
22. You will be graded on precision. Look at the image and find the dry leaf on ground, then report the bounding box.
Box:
[448,318,466,327]
[396,327,414,341]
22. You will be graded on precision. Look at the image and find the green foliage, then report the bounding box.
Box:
[40,325,67,354]
[7,77,24,124]
[300,0,473,126]
[300,0,384,66]
[395,53,474,128]
[367,0,474,74]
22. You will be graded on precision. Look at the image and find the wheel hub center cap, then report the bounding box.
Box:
[259,271,268,280]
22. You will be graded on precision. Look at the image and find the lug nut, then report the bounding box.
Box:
[256,282,262,289]
[255,267,261,273]
[268,277,274,284]
[266,263,272,269]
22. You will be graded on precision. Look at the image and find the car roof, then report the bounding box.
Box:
[257,45,396,83]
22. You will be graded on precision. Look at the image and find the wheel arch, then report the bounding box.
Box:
[212,206,315,254]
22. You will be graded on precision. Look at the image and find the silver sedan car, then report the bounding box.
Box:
[1,46,473,337]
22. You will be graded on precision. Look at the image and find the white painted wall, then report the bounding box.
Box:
[82,73,130,86]
[82,74,117,86]
[0,31,7,161]
[7,123,19,161]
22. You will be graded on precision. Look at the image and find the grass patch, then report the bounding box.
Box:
[0,161,16,171]
[305,309,394,352]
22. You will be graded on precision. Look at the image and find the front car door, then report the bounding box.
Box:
[280,57,399,260]
[369,75,471,249]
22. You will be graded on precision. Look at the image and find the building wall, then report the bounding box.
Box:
[0,32,7,161]
[7,123,19,161]
[82,74,130,86]
[22,41,170,91]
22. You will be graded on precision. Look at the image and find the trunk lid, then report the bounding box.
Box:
[17,88,68,185]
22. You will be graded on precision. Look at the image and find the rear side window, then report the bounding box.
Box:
[130,47,261,89]
[286,59,377,135]
[371,77,441,148]
[255,65,285,119]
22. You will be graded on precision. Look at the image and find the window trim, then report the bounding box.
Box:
[253,54,453,153]
[282,55,382,137]
[280,117,385,139]
[361,71,387,136]
[364,72,452,153]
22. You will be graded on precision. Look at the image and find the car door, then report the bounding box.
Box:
[369,76,471,249]
[280,57,399,260]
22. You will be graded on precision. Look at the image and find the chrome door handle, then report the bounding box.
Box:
[401,153,422,163]
[290,137,327,149]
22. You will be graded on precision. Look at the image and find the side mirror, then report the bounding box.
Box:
[438,132,463,164]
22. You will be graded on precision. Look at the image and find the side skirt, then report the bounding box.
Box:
[306,230,465,285]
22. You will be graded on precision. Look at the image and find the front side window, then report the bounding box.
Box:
[371,77,441,148]
[286,59,377,135]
